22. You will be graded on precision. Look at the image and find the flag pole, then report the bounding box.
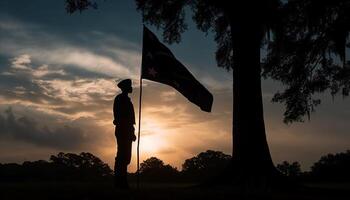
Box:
[137,68,143,191]
[136,25,145,191]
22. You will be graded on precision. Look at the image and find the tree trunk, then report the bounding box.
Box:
[227,3,278,191]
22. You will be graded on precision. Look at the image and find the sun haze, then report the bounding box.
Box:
[0,0,350,173]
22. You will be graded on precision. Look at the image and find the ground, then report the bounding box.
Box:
[1,181,349,200]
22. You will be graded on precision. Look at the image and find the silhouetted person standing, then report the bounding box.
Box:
[113,79,136,189]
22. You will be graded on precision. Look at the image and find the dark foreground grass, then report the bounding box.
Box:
[0,181,349,200]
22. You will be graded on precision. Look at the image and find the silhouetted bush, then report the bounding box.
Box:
[139,157,179,182]
[310,150,350,182]
[182,150,231,182]
[276,161,302,180]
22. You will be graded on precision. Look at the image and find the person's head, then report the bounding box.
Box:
[117,79,133,94]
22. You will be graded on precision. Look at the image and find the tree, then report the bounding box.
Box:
[139,157,179,181]
[21,160,53,181]
[134,0,350,187]
[310,150,350,181]
[65,0,350,189]
[276,161,302,178]
[0,152,112,181]
[182,150,231,182]
[50,152,113,180]
[263,0,350,123]
[0,163,24,182]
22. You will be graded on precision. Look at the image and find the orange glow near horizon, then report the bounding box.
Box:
[97,114,188,172]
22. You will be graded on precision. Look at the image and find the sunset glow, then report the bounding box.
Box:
[1,0,350,174]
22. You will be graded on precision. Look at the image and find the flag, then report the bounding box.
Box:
[141,26,213,112]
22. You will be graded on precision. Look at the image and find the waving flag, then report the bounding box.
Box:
[141,26,213,112]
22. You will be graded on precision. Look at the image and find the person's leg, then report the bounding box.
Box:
[114,156,122,188]
[114,129,119,187]
[115,136,125,188]
[120,141,132,189]
[115,137,131,189]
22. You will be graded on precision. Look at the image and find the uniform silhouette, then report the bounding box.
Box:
[113,79,136,189]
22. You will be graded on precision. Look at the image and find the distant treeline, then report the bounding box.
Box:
[1,150,349,182]
[0,152,112,182]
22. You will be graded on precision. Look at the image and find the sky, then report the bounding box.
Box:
[0,0,349,172]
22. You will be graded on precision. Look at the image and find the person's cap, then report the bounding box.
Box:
[117,79,132,90]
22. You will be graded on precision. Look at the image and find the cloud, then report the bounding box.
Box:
[0,6,233,170]
[199,75,232,90]
[32,64,66,78]
[160,91,176,102]
[35,78,115,103]
[0,18,140,79]
[0,53,119,120]
[0,107,104,150]
[11,54,31,69]
[35,47,135,78]
[0,17,233,92]
[4,54,67,78]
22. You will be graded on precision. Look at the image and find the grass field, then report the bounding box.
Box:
[1,181,349,200]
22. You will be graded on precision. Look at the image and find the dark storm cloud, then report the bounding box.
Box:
[0,107,102,150]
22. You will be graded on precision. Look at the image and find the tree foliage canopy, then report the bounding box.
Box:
[2,150,350,182]
[276,161,302,177]
[0,152,112,181]
[310,150,350,181]
[263,0,350,123]
[182,150,231,180]
[139,157,179,181]
[50,152,112,179]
